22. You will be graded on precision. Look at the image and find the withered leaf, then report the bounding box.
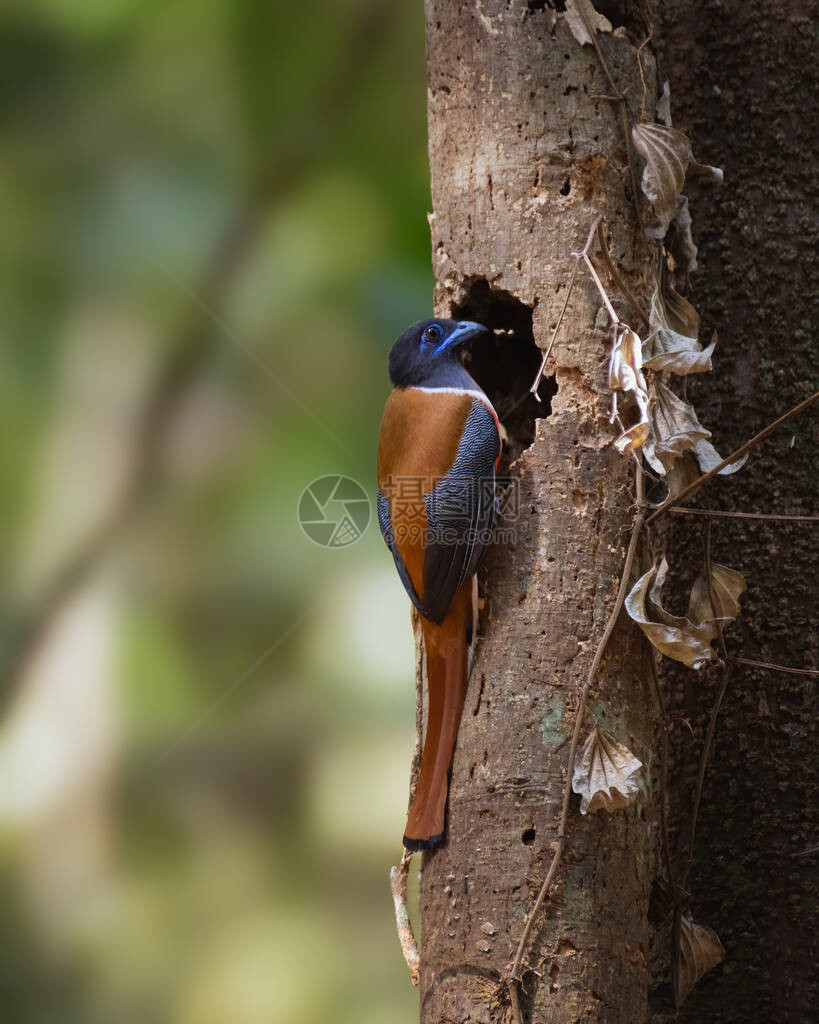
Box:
[632,123,723,237]
[643,272,714,375]
[660,445,747,504]
[669,194,698,278]
[643,331,715,375]
[687,562,746,639]
[564,0,612,47]
[632,123,689,237]
[572,725,642,814]
[625,559,717,669]
[653,256,701,337]
[674,916,725,1007]
[664,451,701,500]
[608,324,650,453]
[691,437,749,477]
[656,80,672,128]
[643,382,711,474]
[608,325,645,393]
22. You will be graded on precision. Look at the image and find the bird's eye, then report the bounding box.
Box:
[422,324,442,344]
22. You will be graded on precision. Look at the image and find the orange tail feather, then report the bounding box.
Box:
[404,584,473,850]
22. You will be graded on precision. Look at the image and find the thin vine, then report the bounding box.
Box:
[648,390,819,524]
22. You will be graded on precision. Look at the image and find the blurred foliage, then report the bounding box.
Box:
[0,1,431,1020]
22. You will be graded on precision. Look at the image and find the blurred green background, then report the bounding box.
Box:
[0,1,430,1020]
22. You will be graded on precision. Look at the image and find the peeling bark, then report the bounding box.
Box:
[420,4,658,1020]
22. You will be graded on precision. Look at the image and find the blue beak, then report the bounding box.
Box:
[433,320,488,356]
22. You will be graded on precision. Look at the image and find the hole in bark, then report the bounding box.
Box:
[521,827,536,845]
[527,0,564,11]
[592,1,644,34]
[472,673,487,716]
[454,279,556,468]
[560,178,571,195]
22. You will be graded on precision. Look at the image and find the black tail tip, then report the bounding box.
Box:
[403,832,445,852]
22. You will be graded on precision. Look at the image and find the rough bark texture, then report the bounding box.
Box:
[650,2,818,1022]
[420,4,658,1021]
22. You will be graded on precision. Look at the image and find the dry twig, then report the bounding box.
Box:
[684,523,731,881]
[530,214,602,396]
[727,657,818,678]
[648,390,819,524]
[635,32,653,124]
[667,507,819,523]
[390,851,420,986]
[648,649,677,896]
[596,221,650,329]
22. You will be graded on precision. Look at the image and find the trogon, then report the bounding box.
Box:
[377,318,501,850]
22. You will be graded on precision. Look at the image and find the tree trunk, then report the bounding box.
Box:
[650,3,819,1022]
[419,3,658,1020]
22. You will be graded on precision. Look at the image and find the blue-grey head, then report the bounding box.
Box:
[388,318,488,388]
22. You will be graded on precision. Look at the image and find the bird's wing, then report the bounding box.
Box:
[377,487,425,612]
[420,400,499,622]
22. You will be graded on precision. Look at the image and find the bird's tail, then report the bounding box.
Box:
[403,583,474,850]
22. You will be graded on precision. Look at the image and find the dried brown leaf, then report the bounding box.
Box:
[674,916,725,1007]
[654,256,700,337]
[660,445,747,504]
[563,0,612,47]
[687,562,746,637]
[643,268,712,373]
[608,325,644,393]
[632,123,723,237]
[643,331,715,375]
[625,559,717,669]
[689,160,725,183]
[669,194,698,278]
[643,382,711,474]
[608,325,650,452]
[691,437,748,476]
[664,451,701,499]
[571,725,642,814]
[656,80,672,128]
[632,123,689,236]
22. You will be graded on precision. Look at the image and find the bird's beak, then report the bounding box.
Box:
[433,320,488,355]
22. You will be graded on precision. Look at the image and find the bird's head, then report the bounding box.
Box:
[388,318,488,388]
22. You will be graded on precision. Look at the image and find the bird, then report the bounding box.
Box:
[377,318,501,850]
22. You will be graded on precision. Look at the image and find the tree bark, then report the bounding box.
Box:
[650,3,819,1021]
[420,3,658,1020]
